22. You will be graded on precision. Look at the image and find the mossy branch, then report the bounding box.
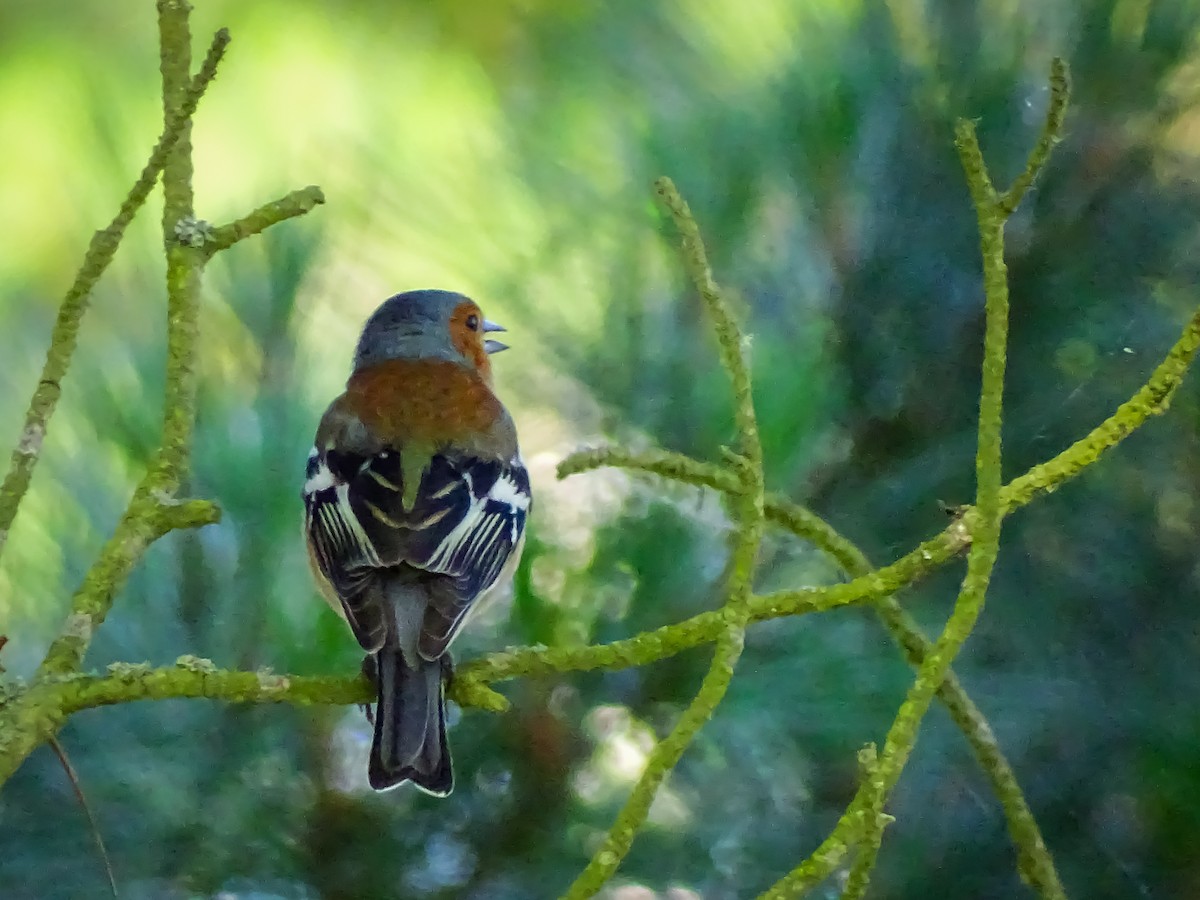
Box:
[999,58,1070,214]
[0,4,322,790]
[760,58,1070,899]
[559,443,1058,893]
[562,178,768,899]
[469,274,1200,695]
[0,26,229,561]
[203,186,327,255]
[839,746,892,900]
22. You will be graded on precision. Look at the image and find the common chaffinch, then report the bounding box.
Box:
[303,289,530,795]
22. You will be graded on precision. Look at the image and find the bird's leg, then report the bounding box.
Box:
[359,654,378,725]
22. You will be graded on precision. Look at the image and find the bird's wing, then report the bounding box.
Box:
[305,424,530,658]
[398,453,531,659]
[304,441,390,651]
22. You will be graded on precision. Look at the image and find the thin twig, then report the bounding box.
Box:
[158,0,202,488]
[999,58,1070,214]
[203,186,326,254]
[49,737,118,898]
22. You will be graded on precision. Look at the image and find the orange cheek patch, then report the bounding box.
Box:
[449,302,492,378]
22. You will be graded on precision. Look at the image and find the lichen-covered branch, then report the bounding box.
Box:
[872,598,1062,896]
[60,660,370,712]
[839,746,892,900]
[1001,302,1200,512]
[0,26,229,562]
[0,4,322,792]
[35,2,218,682]
[558,267,1200,582]
[36,497,222,677]
[203,186,326,254]
[558,446,870,576]
[654,177,762,464]
[758,792,868,899]
[999,58,1070,215]
[562,179,768,899]
[761,58,1070,899]
[157,0,203,488]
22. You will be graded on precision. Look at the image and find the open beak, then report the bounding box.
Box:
[483,319,508,354]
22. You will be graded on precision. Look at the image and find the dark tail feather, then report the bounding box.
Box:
[368,647,452,796]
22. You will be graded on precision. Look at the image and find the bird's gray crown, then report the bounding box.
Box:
[353,289,473,372]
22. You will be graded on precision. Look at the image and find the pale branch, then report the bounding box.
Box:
[0,26,229,561]
[203,186,327,254]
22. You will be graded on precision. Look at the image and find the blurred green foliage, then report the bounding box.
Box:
[3,0,1200,897]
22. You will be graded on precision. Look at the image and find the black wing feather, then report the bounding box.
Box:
[304,447,389,650]
[408,457,530,659]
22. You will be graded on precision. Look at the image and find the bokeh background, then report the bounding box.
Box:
[2,1,1200,897]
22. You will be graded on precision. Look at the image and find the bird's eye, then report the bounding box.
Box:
[465,314,480,331]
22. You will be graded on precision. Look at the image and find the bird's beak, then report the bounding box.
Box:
[483,319,508,353]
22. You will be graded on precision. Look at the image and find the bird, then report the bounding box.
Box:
[303,289,530,795]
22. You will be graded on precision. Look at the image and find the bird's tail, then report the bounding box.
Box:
[368,646,452,795]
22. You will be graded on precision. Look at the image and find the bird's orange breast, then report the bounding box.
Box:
[344,358,503,443]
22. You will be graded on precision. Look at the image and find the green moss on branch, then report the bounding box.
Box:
[0,26,229,559]
[563,179,768,899]
[0,4,322,794]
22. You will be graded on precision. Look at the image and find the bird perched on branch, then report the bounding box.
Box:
[303,289,530,795]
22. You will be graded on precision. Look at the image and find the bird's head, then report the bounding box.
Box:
[353,289,508,377]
